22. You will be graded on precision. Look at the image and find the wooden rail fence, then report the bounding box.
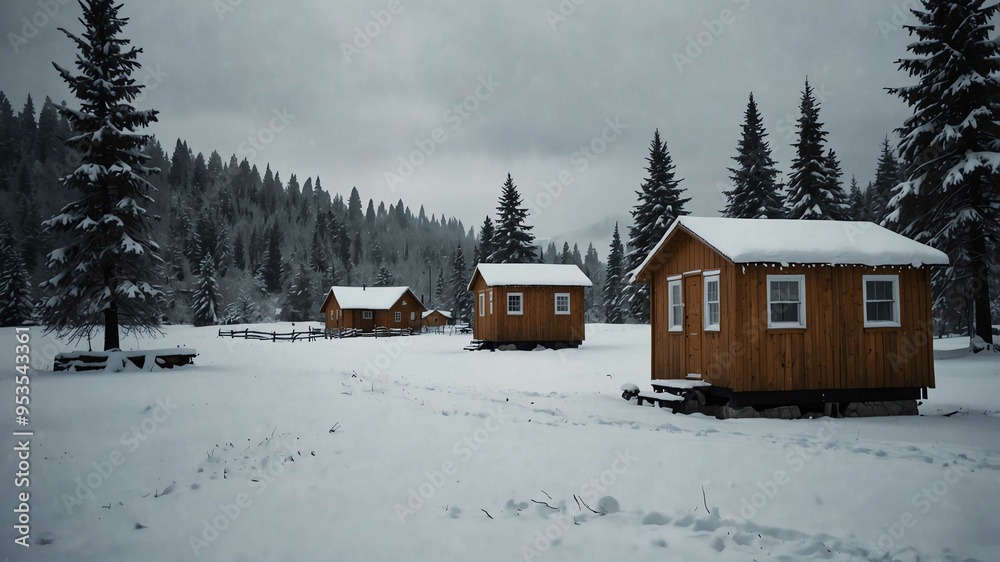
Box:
[217,327,415,341]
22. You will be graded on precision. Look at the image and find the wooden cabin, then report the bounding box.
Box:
[632,217,949,414]
[422,309,452,329]
[467,263,593,348]
[319,286,426,333]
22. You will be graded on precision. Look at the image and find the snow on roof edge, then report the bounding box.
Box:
[631,216,949,281]
[468,263,594,290]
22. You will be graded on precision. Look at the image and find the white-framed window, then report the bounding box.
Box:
[863,275,901,327]
[394,311,402,323]
[668,279,683,332]
[362,311,373,320]
[704,275,720,331]
[767,275,806,329]
[555,293,570,315]
[489,291,493,314]
[507,293,523,315]
[479,293,485,317]
[410,311,415,321]
[330,310,335,320]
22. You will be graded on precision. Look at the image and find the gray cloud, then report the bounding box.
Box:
[1,0,920,255]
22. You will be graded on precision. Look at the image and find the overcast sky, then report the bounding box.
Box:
[1,0,924,255]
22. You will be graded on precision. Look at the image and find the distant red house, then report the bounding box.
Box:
[320,286,426,333]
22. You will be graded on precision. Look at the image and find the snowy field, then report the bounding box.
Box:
[1,324,998,561]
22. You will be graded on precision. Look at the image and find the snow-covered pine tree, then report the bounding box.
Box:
[626,129,689,322]
[722,93,784,219]
[449,245,471,320]
[191,254,221,327]
[375,265,394,287]
[869,136,902,222]
[489,174,536,263]
[434,269,446,308]
[847,176,869,221]
[282,264,314,321]
[40,0,163,349]
[785,79,846,220]
[604,222,626,324]
[224,289,259,325]
[0,218,34,326]
[886,0,1000,342]
[478,216,494,264]
[822,149,850,220]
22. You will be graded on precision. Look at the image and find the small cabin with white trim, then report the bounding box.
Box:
[631,216,949,416]
[320,286,426,333]
[468,263,593,348]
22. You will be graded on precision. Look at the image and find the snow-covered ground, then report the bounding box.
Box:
[2,324,998,561]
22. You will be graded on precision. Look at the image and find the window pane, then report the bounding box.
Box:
[771,302,799,323]
[708,302,720,325]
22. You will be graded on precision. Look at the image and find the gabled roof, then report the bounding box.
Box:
[321,286,425,311]
[467,263,594,290]
[422,309,452,319]
[632,216,950,280]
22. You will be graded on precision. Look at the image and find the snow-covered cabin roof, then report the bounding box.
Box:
[633,216,949,279]
[422,309,452,319]
[468,263,594,290]
[325,286,424,310]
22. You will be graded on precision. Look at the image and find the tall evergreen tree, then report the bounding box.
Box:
[604,222,625,324]
[886,0,1000,342]
[434,269,446,309]
[282,264,315,321]
[869,135,902,222]
[785,79,847,220]
[191,254,221,326]
[449,245,471,320]
[489,174,535,263]
[626,129,689,322]
[40,0,163,349]
[478,216,495,264]
[560,242,572,264]
[0,219,33,326]
[347,186,363,223]
[847,176,869,221]
[723,93,784,219]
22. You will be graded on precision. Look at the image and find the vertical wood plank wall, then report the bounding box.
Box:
[648,229,936,392]
[471,278,586,342]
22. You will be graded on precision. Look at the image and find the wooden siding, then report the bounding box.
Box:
[647,228,936,393]
[424,311,450,328]
[321,289,424,332]
[470,277,586,343]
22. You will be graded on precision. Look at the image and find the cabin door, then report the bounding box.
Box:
[684,275,703,377]
[360,311,375,333]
